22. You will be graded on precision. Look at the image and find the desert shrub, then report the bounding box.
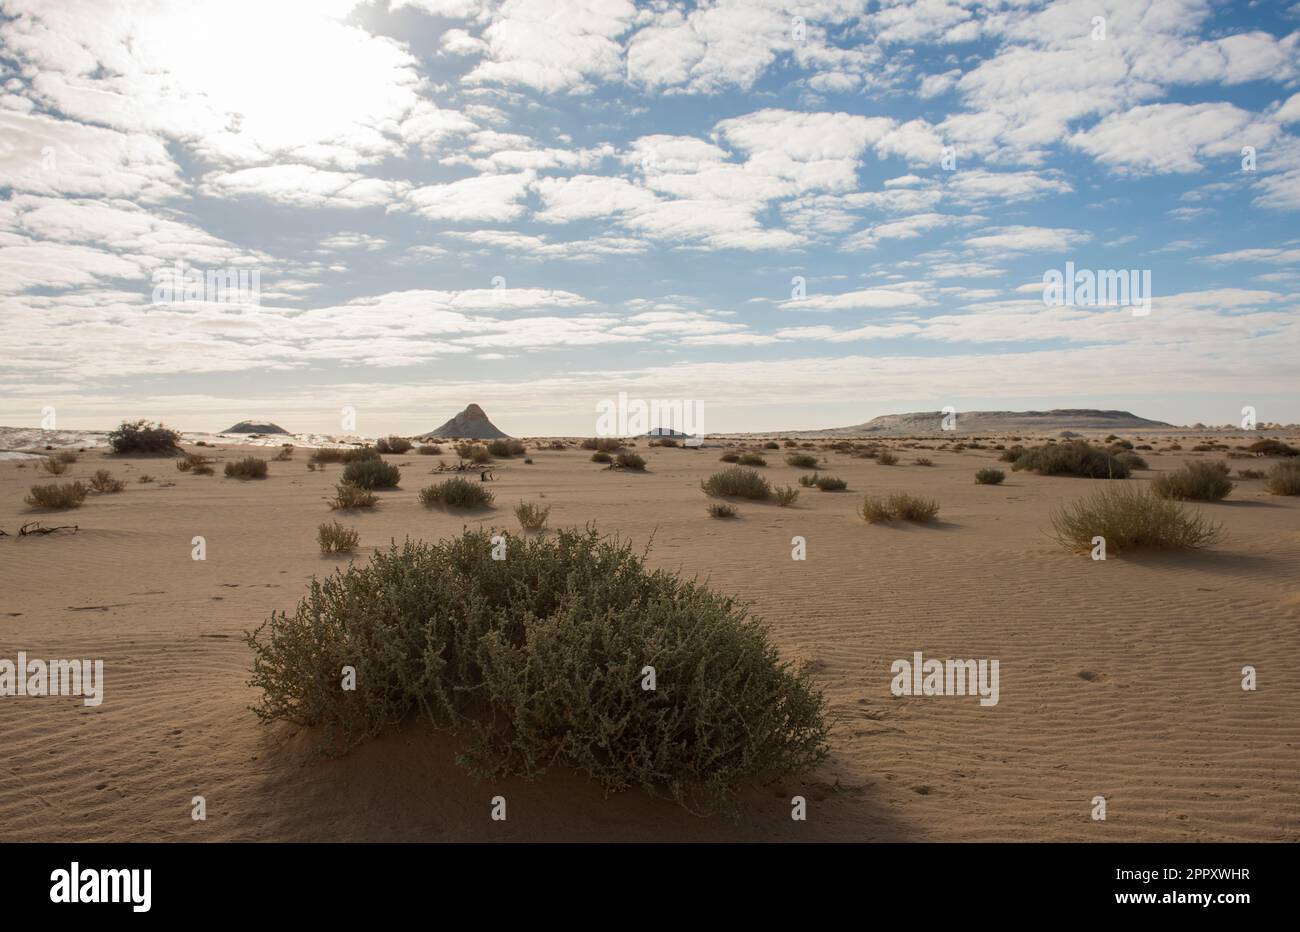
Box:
[1152,461,1233,501]
[591,451,612,463]
[176,452,211,472]
[719,452,740,463]
[1249,438,1299,457]
[913,457,933,467]
[785,453,819,469]
[89,469,125,493]
[486,439,526,458]
[107,419,182,455]
[1237,468,1265,480]
[25,481,87,509]
[1010,440,1130,479]
[327,482,377,510]
[318,521,360,554]
[342,458,400,490]
[580,437,623,452]
[273,446,294,462]
[798,473,818,487]
[813,475,847,491]
[417,444,442,455]
[974,468,1005,485]
[311,447,379,465]
[53,452,78,464]
[1115,451,1149,471]
[616,452,646,471]
[524,457,533,465]
[1108,439,1134,451]
[1051,486,1221,553]
[138,475,154,483]
[859,493,939,523]
[763,441,780,450]
[245,527,828,812]
[456,443,492,464]
[998,446,1024,463]
[1191,443,1214,452]
[375,436,413,455]
[707,503,738,519]
[419,478,493,509]
[737,452,766,467]
[225,457,269,480]
[701,467,771,500]
[1264,462,1300,495]
[514,501,550,530]
[39,457,68,475]
[876,451,899,466]
[774,485,799,507]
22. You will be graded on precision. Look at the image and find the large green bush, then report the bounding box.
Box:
[1151,461,1233,501]
[700,466,771,500]
[1010,440,1130,479]
[107,419,182,455]
[342,457,401,489]
[246,528,828,812]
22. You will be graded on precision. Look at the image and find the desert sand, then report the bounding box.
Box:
[1,436,1297,842]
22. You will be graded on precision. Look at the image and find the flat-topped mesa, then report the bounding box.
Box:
[789,409,1174,437]
[223,421,290,434]
[421,404,508,440]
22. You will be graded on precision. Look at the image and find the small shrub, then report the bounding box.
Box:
[1249,438,1299,457]
[178,452,217,474]
[974,468,1005,485]
[514,501,550,530]
[25,481,87,509]
[327,482,377,510]
[813,475,847,492]
[39,457,68,475]
[245,528,829,812]
[89,469,125,493]
[859,493,939,523]
[1011,440,1130,479]
[701,467,771,500]
[913,457,933,467]
[1115,451,1149,471]
[1152,461,1233,501]
[998,446,1024,463]
[719,452,740,463]
[311,447,380,465]
[774,485,799,507]
[107,419,182,455]
[456,443,492,464]
[488,439,526,458]
[785,453,819,469]
[1264,462,1300,496]
[342,458,400,490]
[273,447,294,462]
[616,452,646,471]
[375,436,413,455]
[798,473,818,487]
[580,437,623,452]
[1050,486,1221,553]
[737,452,766,467]
[1237,468,1265,480]
[419,478,493,509]
[53,452,78,464]
[225,457,269,480]
[876,451,899,466]
[763,441,780,450]
[707,503,738,519]
[318,521,360,554]
[417,444,442,455]
[591,451,612,463]
[138,475,154,483]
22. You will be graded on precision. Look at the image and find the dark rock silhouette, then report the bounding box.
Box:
[223,421,290,434]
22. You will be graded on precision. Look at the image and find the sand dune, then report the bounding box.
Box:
[1,436,1297,841]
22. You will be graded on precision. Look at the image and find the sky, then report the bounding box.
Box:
[1,0,1298,437]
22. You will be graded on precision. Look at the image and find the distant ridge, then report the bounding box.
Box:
[787,409,1174,437]
[223,421,290,434]
[420,404,508,440]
